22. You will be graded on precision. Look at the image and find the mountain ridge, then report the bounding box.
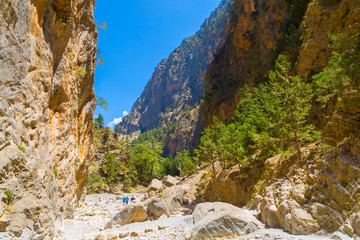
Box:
[116,0,231,155]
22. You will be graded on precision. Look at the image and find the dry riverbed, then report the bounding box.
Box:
[57,194,334,240]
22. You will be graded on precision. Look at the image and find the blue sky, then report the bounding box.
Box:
[94,0,222,128]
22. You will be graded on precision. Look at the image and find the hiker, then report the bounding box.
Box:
[122,196,126,206]
[125,196,129,205]
[130,196,135,203]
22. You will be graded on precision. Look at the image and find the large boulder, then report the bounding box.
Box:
[162,185,187,213]
[290,208,321,235]
[163,175,178,187]
[191,202,261,239]
[148,179,163,192]
[110,204,147,226]
[147,198,169,220]
[261,204,281,228]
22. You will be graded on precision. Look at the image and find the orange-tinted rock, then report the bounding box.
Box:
[0,0,97,237]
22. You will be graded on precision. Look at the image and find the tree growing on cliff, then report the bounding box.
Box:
[269,55,319,160]
[96,97,108,111]
[195,119,226,176]
[195,55,320,171]
[94,114,104,127]
[313,29,360,105]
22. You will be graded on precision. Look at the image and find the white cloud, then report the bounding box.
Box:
[108,117,123,127]
[107,111,129,128]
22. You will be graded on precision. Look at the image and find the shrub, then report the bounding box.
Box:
[4,190,13,204]
[121,179,131,193]
[17,145,25,153]
[87,171,106,194]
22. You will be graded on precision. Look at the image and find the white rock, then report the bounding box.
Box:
[191,202,261,239]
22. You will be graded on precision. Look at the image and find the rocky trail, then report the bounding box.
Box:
[57,193,334,240]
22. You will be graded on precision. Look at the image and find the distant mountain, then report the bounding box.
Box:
[116,0,231,155]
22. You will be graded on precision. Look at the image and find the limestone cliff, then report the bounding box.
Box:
[116,0,231,155]
[254,139,360,236]
[204,0,360,136]
[0,0,97,238]
[204,0,290,126]
[197,0,360,237]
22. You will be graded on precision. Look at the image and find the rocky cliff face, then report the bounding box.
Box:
[116,0,231,155]
[255,138,360,237]
[0,0,97,238]
[204,0,290,126]
[197,0,360,236]
[297,0,360,145]
[204,0,360,138]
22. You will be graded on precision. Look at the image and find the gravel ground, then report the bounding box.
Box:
[57,194,334,240]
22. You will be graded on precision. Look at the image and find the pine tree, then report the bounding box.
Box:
[313,29,360,105]
[269,55,318,160]
[94,114,104,127]
[178,150,195,177]
[195,123,220,177]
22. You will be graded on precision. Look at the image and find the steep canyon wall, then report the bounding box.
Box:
[0,0,97,238]
[117,0,231,155]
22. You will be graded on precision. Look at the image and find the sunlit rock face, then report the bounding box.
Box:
[199,0,360,236]
[0,0,97,238]
[116,0,231,155]
[204,0,289,126]
[204,0,360,144]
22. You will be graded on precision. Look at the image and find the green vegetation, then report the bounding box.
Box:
[96,49,104,66]
[122,179,131,193]
[87,171,106,193]
[100,153,127,192]
[75,67,87,80]
[97,21,107,30]
[68,51,76,58]
[275,0,310,63]
[195,27,360,183]
[56,12,72,23]
[313,29,360,105]
[88,27,359,194]
[96,97,108,111]
[88,125,197,193]
[94,114,104,127]
[4,190,13,204]
[17,145,26,153]
[196,55,321,177]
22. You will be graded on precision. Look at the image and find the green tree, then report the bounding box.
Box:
[158,155,180,177]
[87,171,106,194]
[178,150,196,177]
[195,122,221,176]
[269,55,319,160]
[313,29,360,105]
[96,97,108,111]
[94,114,104,127]
[195,55,320,173]
[99,153,123,192]
[121,179,131,193]
[129,142,163,183]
